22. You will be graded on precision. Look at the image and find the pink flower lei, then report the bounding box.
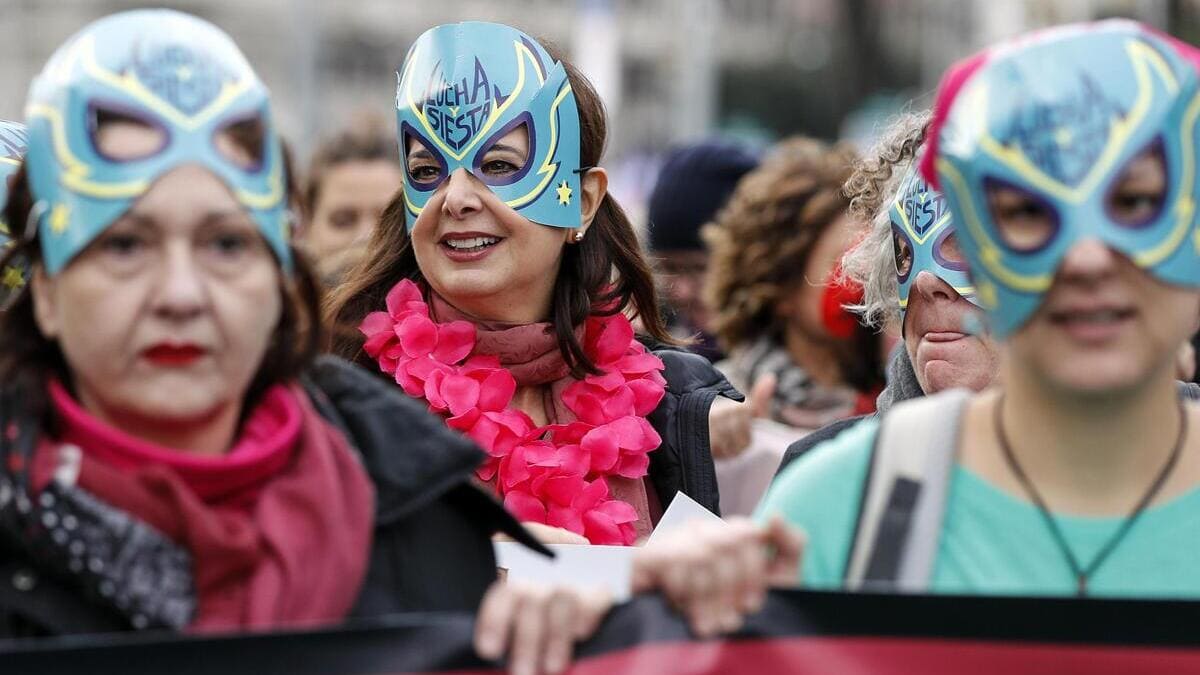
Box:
[359,279,667,545]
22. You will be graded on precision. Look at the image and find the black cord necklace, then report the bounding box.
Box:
[993,394,1187,597]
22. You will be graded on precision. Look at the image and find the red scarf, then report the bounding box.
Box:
[34,381,375,633]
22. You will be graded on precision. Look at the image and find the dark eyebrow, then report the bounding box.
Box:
[407,148,435,160]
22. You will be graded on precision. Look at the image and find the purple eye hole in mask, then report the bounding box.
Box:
[892,225,915,283]
[1103,136,1169,229]
[401,122,450,193]
[472,113,536,187]
[87,100,170,163]
[983,175,1062,254]
[933,228,969,271]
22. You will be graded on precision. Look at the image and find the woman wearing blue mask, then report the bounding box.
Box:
[0,10,597,649]
[752,19,1200,598]
[635,22,1200,623]
[327,22,737,547]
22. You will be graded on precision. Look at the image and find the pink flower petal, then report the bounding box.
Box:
[397,314,438,358]
[360,311,395,338]
[541,474,587,508]
[440,374,481,417]
[595,499,639,524]
[446,408,481,432]
[476,368,517,412]
[573,478,610,511]
[424,369,449,411]
[615,452,651,478]
[504,491,547,524]
[500,445,532,488]
[600,387,637,421]
[582,509,624,545]
[557,443,590,476]
[433,320,477,364]
[590,315,635,363]
[476,458,499,482]
[627,378,666,416]
[546,505,585,535]
[385,279,425,317]
[580,426,620,473]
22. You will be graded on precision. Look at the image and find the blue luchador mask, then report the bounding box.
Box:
[0,120,28,240]
[23,9,290,275]
[395,22,582,230]
[932,20,1200,338]
[889,165,977,318]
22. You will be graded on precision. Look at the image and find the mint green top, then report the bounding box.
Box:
[756,417,1200,598]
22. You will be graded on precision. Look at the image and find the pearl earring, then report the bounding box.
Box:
[574,230,585,242]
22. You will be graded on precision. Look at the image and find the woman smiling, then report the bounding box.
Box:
[328,22,739,545]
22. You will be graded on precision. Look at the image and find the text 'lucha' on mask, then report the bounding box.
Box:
[23,9,291,275]
[932,20,1200,338]
[395,22,583,231]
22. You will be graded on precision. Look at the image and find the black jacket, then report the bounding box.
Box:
[646,346,742,515]
[0,357,543,638]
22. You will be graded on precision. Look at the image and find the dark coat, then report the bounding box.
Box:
[0,357,543,638]
[646,346,742,515]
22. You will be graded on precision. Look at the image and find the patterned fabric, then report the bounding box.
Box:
[719,336,858,430]
[0,425,196,631]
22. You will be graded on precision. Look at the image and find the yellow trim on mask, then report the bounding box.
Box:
[936,158,1054,293]
[505,82,572,210]
[27,103,150,198]
[1132,88,1200,267]
[78,35,254,132]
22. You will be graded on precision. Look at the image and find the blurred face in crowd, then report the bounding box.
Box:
[779,215,858,339]
[304,159,403,261]
[405,126,579,323]
[31,120,282,431]
[901,265,999,394]
[658,249,710,332]
[991,151,1200,395]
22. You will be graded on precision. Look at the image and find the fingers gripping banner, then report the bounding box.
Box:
[6,591,1200,674]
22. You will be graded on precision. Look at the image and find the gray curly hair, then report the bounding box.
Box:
[840,111,931,328]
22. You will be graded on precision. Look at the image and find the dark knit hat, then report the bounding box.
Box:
[647,139,760,252]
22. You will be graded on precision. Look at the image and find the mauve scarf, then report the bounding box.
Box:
[34,380,375,633]
[430,293,657,539]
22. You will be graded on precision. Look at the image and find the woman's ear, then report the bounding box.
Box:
[30,266,60,339]
[578,167,609,235]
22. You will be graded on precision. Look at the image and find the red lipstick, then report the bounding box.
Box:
[142,343,206,367]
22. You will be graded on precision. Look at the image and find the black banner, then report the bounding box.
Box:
[5,590,1200,674]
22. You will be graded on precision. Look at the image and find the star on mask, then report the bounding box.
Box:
[556,180,572,205]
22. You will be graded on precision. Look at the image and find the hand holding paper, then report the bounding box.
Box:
[633,516,805,638]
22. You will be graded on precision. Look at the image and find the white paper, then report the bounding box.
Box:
[645,491,725,546]
[493,542,635,601]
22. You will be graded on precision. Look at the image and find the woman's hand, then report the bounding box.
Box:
[474,581,613,675]
[493,522,591,545]
[631,516,804,637]
[708,375,777,459]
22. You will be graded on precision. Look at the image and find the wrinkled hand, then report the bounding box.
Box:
[708,374,777,459]
[474,581,613,675]
[631,516,804,637]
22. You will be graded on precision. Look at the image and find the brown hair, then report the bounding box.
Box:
[703,137,860,349]
[0,160,324,422]
[301,112,399,221]
[324,43,674,377]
